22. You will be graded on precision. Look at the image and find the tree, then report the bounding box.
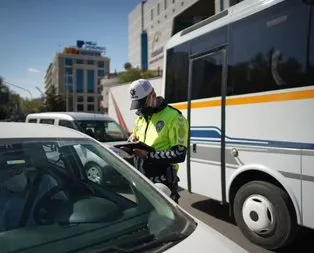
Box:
[44,85,66,112]
[124,62,132,70]
[22,99,43,113]
[0,76,9,105]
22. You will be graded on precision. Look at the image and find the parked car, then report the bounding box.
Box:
[25,112,130,142]
[25,112,132,183]
[0,122,248,253]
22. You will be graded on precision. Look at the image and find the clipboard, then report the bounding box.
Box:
[114,141,155,152]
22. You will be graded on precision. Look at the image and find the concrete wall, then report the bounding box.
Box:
[108,77,162,132]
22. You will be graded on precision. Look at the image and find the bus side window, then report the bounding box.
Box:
[228,1,313,96]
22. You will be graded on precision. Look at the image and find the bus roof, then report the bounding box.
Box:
[165,0,284,50]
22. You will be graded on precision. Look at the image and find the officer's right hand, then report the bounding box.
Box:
[128,135,139,142]
[119,146,133,155]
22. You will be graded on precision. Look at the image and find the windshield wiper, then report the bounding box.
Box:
[94,232,188,253]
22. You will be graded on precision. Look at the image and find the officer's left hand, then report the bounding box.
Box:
[133,148,148,158]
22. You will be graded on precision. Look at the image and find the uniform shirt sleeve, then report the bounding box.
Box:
[146,113,189,164]
[129,117,140,141]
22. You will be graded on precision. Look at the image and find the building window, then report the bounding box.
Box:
[87,60,94,65]
[151,9,154,20]
[98,61,104,68]
[172,0,175,3]
[157,3,160,15]
[87,96,94,102]
[65,75,73,92]
[65,67,72,75]
[87,70,95,93]
[98,69,105,77]
[173,8,175,12]
[76,59,84,64]
[181,1,184,6]
[77,104,84,111]
[164,0,167,9]
[87,104,95,112]
[165,14,167,19]
[77,96,84,102]
[65,58,72,66]
[76,69,84,93]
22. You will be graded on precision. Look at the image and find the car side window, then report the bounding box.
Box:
[74,144,136,203]
[59,120,75,129]
[105,122,126,139]
[28,119,37,123]
[39,119,54,125]
[43,143,65,169]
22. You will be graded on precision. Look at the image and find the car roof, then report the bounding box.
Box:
[26,112,114,121]
[0,122,90,139]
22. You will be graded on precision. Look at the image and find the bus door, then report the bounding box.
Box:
[187,48,227,202]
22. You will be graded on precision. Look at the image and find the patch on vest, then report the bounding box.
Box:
[156,120,165,132]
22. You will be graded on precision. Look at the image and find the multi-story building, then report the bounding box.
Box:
[45,41,109,112]
[128,0,242,71]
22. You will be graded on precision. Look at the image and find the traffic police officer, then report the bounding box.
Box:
[127,79,188,203]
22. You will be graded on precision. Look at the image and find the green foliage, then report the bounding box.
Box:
[118,68,158,84]
[0,106,7,120]
[22,99,43,113]
[44,85,66,112]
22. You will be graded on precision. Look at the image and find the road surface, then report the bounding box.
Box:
[179,189,314,253]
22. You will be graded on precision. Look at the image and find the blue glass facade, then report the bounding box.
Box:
[141,32,148,70]
[87,70,94,93]
[65,75,73,92]
[76,69,84,92]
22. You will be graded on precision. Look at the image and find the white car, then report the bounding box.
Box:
[0,122,248,253]
[25,112,132,184]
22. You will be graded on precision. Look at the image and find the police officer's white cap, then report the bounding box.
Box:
[129,79,153,110]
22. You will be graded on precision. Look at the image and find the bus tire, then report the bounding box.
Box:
[233,181,298,250]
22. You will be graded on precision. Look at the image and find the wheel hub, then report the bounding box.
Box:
[242,194,275,235]
[87,166,101,184]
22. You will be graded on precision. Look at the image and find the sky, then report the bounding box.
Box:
[0,0,139,99]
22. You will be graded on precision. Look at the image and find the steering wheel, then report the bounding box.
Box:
[33,185,67,225]
[33,180,96,225]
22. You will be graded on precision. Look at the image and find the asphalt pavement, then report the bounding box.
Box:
[179,189,314,253]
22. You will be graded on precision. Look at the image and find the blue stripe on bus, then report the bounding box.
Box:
[190,127,314,150]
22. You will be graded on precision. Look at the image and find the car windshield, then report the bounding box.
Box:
[0,138,196,253]
[76,120,128,142]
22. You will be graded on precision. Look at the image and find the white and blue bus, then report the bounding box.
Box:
[162,0,314,250]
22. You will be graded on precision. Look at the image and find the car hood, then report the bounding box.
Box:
[165,221,248,253]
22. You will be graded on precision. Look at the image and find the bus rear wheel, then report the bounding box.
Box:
[233,181,297,250]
